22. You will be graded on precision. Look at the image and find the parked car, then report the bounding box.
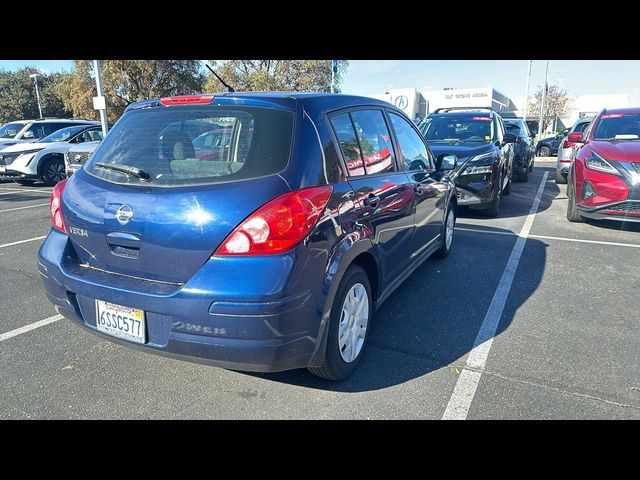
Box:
[566,107,640,223]
[65,140,101,177]
[38,92,458,381]
[418,107,516,217]
[556,117,594,184]
[503,118,535,182]
[0,118,96,149]
[0,124,102,185]
[535,128,570,157]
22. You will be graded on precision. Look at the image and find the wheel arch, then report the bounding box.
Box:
[37,152,65,177]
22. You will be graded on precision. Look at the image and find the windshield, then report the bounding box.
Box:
[0,122,25,139]
[593,113,640,140]
[420,115,494,143]
[505,120,527,135]
[85,105,294,187]
[39,125,87,143]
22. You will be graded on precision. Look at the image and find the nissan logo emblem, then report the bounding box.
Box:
[115,205,134,225]
[394,95,409,110]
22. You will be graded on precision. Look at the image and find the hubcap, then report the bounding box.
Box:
[338,283,369,363]
[445,209,454,250]
[48,162,66,183]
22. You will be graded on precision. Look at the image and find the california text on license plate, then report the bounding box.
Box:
[95,300,146,344]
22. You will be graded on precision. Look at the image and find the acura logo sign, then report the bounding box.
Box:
[115,205,134,225]
[394,95,409,110]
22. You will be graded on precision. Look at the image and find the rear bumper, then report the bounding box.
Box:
[38,229,324,372]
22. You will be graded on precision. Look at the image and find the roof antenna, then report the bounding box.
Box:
[205,63,235,93]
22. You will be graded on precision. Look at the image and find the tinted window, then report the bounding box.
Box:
[39,125,87,143]
[85,106,294,187]
[389,112,431,171]
[349,110,396,175]
[420,115,494,143]
[0,122,25,139]
[574,121,591,134]
[331,113,365,176]
[593,113,640,139]
[24,124,47,139]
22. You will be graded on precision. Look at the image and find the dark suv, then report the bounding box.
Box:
[503,117,535,182]
[38,93,457,380]
[418,107,516,217]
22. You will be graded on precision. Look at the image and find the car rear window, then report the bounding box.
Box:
[85,105,294,187]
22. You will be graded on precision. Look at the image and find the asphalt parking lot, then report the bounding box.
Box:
[1,161,639,419]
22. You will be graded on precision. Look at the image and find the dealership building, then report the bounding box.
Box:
[370,87,518,119]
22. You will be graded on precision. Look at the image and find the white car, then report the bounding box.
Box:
[555,117,593,184]
[0,124,102,185]
[0,118,97,149]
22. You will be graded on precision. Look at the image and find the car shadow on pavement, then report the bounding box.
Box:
[583,218,640,234]
[248,225,548,392]
[0,192,52,204]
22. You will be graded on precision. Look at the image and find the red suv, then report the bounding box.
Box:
[566,108,640,223]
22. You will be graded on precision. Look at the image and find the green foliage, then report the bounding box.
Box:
[57,60,206,123]
[0,68,72,123]
[203,60,349,93]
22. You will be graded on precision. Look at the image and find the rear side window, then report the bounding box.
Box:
[330,110,396,176]
[85,106,294,187]
[574,121,590,133]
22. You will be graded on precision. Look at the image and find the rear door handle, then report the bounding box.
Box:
[363,194,380,207]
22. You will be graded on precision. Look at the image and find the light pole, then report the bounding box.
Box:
[537,60,549,141]
[522,60,532,135]
[93,60,109,137]
[29,73,43,119]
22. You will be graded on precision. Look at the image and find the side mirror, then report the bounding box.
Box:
[567,132,584,143]
[503,132,518,144]
[437,154,457,171]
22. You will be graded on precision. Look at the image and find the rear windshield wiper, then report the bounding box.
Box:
[95,162,150,180]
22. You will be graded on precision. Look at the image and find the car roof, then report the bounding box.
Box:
[126,92,396,115]
[599,107,640,115]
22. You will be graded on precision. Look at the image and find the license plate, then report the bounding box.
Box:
[0,166,5,172]
[95,300,146,344]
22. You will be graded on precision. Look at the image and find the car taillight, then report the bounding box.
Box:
[214,186,333,256]
[564,140,575,148]
[50,179,67,233]
[159,95,215,106]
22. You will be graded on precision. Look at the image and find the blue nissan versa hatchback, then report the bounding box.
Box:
[38,93,458,380]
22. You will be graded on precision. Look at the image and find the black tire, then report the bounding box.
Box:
[519,167,529,183]
[555,168,567,184]
[538,146,551,157]
[41,157,67,186]
[308,265,373,381]
[485,173,502,217]
[566,178,583,223]
[15,179,34,186]
[434,202,456,258]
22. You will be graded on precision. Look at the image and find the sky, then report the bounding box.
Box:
[1,59,639,109]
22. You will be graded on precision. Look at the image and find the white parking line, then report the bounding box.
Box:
[0,314,63,342]
[443,171,549,420]
[455,227,640,249]
[0,189,52,196]
[529,234,640,249]
[0,203,49,213]
[0,236,47,249]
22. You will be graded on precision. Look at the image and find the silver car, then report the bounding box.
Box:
[65,141,101,177]
[555,117,593,184]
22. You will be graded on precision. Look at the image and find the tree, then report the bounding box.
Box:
[57,60,206,123]
[0,68,72,123]
[527,84,572,133]
[203,60,349,93]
